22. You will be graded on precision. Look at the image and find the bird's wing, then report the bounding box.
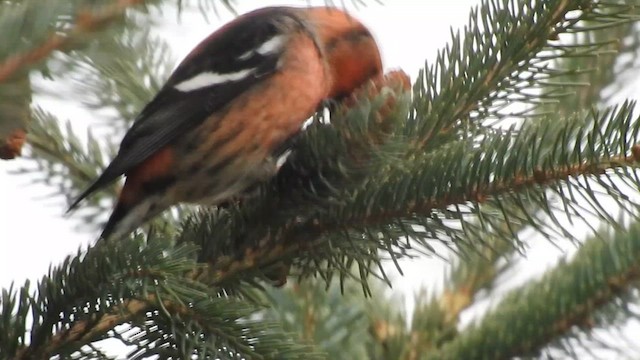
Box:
[68,8,303,210]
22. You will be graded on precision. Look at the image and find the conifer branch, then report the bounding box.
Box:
[193,115,640,286]
[164,147,621,289]
[413,1,640,150]
[14,297,148,360]
[427,219,640,359]
[281,148,637,244]
[5,239,314,359]
[15,292,253,360]
[0,0,147,84]
[438,239,509,326]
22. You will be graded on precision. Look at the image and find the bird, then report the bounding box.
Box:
[68,6,383,241]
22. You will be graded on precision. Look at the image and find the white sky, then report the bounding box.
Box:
[0,1,637,358]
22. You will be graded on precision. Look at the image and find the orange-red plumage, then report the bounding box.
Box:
[301,7,383,98]
[69,6,383,241]
[119,146,175,204]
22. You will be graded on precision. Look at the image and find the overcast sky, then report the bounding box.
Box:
[1,1,637,358]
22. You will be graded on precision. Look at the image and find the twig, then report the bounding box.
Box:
[0,0,147,84]
[14,298,145,359]
[186,145,640,288]
[13,294,194,360]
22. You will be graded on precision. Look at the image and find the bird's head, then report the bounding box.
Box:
[299,7,383,100]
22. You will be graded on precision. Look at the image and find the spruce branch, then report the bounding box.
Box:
[411,0,640,149]
[14,297,148,360]
[66,27,175,131]
[4,238,315,360]
[426,219,640,359]
[18,107,114,224]
[179,101,640,293]
[405,11,640,356]
[380,219,524,359]
[541,10,640,113]
[437,229,516,326]
[260,276,386,359]
[0,0,148,85]
[0,0,154,161]
[203,140,631,273]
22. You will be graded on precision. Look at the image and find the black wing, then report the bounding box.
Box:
[68,7,301,210]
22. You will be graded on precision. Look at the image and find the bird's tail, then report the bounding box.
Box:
[100,194,166,241]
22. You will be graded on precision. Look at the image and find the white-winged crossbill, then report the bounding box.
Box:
[69,6,383,240]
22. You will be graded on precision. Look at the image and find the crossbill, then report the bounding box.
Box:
[69,6,383,240]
